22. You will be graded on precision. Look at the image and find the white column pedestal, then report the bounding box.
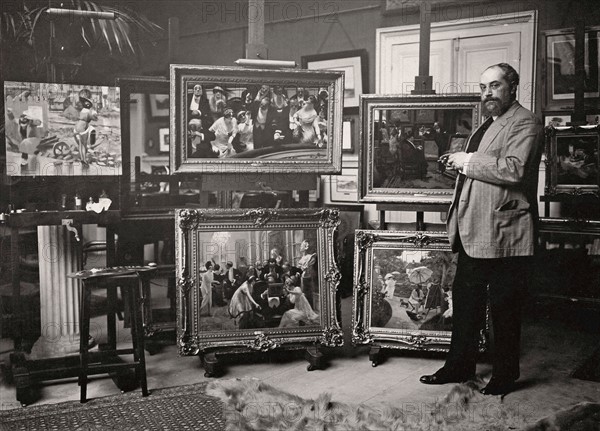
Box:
[30,225,82,358]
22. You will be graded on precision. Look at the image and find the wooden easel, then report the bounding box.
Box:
[370,3,453,367]
[541,17,600,219]
[167,2,316,208]
[377,3,449,232]
[172,0,323,376]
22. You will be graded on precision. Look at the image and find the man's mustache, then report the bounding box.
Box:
[484,97,501,103]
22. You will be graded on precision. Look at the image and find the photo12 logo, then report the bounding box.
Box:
[198,1,339,24]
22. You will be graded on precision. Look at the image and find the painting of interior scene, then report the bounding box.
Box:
[371,107,475,189]
[370,248,457,332]
[4,81,121,176]
[186,82,330,160]
[555,134,599,186]
[195,228,321,332]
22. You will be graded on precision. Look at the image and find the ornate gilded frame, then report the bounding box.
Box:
[170,65,344,174]
[175,208,343,356]
[359,94,481,204]
[352,230,488,353]
[544,124,600,197]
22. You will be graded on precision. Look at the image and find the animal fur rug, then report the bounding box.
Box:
[206,378,600,431]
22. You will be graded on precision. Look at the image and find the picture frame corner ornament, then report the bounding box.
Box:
[322,328,344,347]
[356,231,376,249]
[247,332,279,352]
[319,208,341,228]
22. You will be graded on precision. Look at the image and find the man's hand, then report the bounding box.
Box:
[447,151,469,171]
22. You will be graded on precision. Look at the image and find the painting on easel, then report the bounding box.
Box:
[4,81,121,176]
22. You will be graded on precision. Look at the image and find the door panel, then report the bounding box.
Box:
[387,41,451,94]
[377,12,536,110]
[456,32,521,94]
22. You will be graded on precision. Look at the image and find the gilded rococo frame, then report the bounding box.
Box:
[170,65,344,174]
[352,230,488,356]
[359,93,481,203]
[175,208,343,361]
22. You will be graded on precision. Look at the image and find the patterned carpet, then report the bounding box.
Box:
[0,383,225,431]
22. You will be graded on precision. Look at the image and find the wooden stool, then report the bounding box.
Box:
[68,266,156,403]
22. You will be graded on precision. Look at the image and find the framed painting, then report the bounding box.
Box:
[352,230,488,355]
[302,49,368,114]
[170,65,344,175]
[544,124,599,197]
[175,208,343,373]
[159,127,170,153]
[359,93,481,203]
[329,167,359,203]
[149,93,170,117]
[544,27,600,110]
[543,113,572,128]
[117,76,186,214]
[4,81,121,176]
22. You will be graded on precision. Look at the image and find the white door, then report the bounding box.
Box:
[381,37,453,94]
[455,32,522,95]
[377,11,537,110]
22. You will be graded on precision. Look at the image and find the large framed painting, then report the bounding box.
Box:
[302,49,368,114]
[175,208,343,374]
[4,81,121,176]
[544,124,599,197]
[352,230,488,359]
[544,27,600,111]
[170,65,344,175]
[359,94,481,204]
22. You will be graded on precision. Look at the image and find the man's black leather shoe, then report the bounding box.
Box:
[479,378,516,395]
[420,369,474,385]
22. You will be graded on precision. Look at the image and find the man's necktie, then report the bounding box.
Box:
[455,116,494,197]
[465,116,493,153]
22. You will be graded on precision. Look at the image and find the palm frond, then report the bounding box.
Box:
[3,0,163,56]
[1,6,39,41]
[74,0,163,54]
[27,7,46,44]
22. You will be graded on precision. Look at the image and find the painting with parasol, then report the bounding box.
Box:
[370,247,456,333]
[353,230,488,353]
[406,266,433,319]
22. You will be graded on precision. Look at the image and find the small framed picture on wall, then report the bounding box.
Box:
[159,128,170,153]
[149,94,170,118]
[329,167,359,203]
[302,49,368,114]
[544,114,572,128]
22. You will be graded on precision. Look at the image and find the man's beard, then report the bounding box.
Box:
[482,97,511,117]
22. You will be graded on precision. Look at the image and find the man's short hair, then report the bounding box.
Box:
[486,63,520,89]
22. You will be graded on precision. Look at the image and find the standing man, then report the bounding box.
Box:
[420,63,544,396]
[223,261,241,300]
